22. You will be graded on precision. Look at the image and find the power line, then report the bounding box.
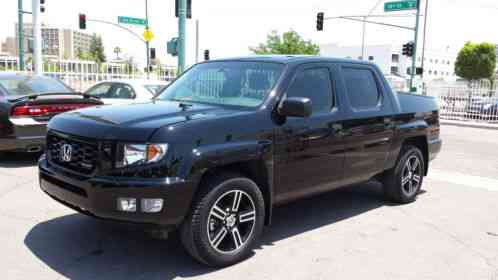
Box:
[439,0,498,11]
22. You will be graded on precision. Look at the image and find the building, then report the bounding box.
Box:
[1,37,17,56]
[320,44,459,82]
[10,23,93,60]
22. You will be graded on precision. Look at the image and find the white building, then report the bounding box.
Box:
[11,23,93,60]
[320,44,459,83]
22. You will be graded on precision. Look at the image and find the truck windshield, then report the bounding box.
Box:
[157,61,284,108]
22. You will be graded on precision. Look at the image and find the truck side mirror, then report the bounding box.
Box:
[278,97,312,118]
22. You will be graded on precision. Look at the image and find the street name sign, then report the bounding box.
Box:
[384,0,418,12]
[118,16,148,26]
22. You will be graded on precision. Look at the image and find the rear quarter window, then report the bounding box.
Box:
[342,67,381,110]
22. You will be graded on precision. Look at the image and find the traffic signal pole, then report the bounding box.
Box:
[178,0,187,73]
[409,0,422,91]
[17,0,25,71]
[145,0,150,79]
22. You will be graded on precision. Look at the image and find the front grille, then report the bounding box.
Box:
[40,172,88,197]
[47,132,99,174]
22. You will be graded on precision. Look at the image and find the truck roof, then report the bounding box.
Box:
[207,55,372,66]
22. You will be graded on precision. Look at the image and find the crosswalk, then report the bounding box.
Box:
[427,169,498,192]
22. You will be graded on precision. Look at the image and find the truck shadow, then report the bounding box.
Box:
[24,182,390,280]
[0,152,40,168]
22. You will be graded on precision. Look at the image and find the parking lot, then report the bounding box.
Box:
[1,125,498,280]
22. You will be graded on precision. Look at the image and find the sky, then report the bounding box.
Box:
[1,0,498,67]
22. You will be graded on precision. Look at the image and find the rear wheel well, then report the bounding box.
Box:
[198,160,272,225]
[402,136,429,175]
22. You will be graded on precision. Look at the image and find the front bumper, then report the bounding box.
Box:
[39,158,196,227]
[428,138,442,161]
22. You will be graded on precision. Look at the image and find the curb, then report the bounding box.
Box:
[440,120,498,130]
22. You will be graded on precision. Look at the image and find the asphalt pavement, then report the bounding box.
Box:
[1,125,498,280]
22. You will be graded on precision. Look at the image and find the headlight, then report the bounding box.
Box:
[120,143,168,167]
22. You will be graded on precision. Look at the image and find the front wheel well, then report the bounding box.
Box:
[402,136,429,175]
[197,160,272,225]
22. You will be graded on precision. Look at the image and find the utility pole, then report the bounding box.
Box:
[409,0,422,91]
[17,0,25,71]
[361,17,366,60]
[178,0,187,73]
[195,19,199,64]
[32,0,42,75]
[361,0,384,60]
[145,0,150,79]
[420,0,429,81]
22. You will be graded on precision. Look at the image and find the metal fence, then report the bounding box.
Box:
[0,60,177,92]
[426,81,498,123]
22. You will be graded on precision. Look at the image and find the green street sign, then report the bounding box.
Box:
[118,16,148,26]
[384,0,418,12]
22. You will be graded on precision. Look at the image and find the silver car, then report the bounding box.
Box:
[84,79,169,105]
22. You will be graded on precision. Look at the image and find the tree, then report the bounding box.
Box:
[455,42,496,83]
[113,46,122,60]
[250,30,320,55]
[76,47,93,61]
[89,34,106,64]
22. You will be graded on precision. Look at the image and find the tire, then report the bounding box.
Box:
[180,173,265,267]
[382,145,425,204]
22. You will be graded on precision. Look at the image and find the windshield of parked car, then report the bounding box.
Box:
[156,61,284,108]
[0,75,72,96]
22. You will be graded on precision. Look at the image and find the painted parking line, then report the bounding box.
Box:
[428,169,498,192]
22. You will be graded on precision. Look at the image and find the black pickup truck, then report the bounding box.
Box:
[39,56,442,267]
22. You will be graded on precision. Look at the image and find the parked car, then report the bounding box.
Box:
[465,96,487,118]
[480,99,498,120]
[84,79,169,105]
[0,73,102,153]
[39,56,442,267]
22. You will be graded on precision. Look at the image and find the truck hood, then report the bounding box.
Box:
[47,100,238,142]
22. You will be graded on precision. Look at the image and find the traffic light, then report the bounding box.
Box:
[316,12,324,31]
[40,0,46,13]
[402,42,415,57]
[150,48,156,60]
[176,0,192,19]
[79,14,87,30]
[204,50,210,61]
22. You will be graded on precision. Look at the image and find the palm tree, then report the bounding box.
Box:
[113,46,122,60]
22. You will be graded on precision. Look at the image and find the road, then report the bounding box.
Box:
[1,125,498,280]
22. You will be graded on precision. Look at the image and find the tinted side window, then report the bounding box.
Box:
[286,68,333,113]
[343,67,380,109]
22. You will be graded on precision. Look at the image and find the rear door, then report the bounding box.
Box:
[274,63,345,203]
[337,64,395,184]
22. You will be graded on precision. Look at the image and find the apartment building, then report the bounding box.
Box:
[10,23,93,60]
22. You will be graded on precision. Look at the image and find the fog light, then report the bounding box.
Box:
[141,198,164,213]
[117,198,137,212]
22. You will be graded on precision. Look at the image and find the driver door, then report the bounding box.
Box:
[274,64,345,204]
